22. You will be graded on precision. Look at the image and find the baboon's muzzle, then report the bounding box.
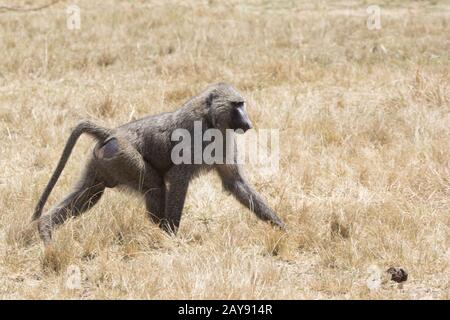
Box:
[238,121,253,132]
[232,107,253,133]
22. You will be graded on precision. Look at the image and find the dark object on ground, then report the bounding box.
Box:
[387,267,408,283]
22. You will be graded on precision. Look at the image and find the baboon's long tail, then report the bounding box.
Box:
[31,120,111,221]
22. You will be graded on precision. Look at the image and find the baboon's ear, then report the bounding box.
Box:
[206,91,218,127]
[205,91,216,109]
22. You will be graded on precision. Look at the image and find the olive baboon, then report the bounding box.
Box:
[33,83,285,244]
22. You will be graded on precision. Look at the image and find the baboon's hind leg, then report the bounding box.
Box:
[145,185,166,225]
[143,165,166,225]
[38,162,105,245]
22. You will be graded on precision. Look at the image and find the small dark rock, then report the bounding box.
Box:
[387,267,408,283]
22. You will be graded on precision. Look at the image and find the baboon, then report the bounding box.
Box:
[33,83,285,244]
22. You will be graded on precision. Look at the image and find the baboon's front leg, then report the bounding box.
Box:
[161,165,192,234]
[217,164,285,229]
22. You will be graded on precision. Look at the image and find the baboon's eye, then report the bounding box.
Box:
[232,101,244,108]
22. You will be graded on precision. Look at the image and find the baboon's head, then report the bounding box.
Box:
[205,83,253,133]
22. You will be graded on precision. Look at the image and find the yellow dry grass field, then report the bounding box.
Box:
[0,0,449,299]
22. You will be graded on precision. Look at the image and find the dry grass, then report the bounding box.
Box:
[0,0,449,299]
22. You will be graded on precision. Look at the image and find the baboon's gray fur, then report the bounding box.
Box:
[33,83,285,244]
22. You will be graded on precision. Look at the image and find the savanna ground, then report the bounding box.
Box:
[0,0,449,299]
